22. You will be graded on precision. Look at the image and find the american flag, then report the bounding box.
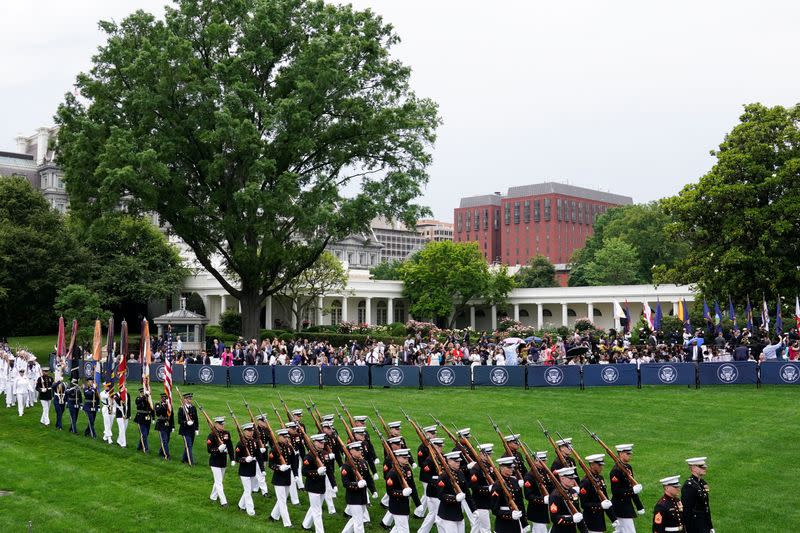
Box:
[163,326,173,416]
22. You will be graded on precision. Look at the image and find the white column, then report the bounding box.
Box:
[387,298,394,324]
[200,295,209,316]
[537,303,544,330]
[317,297,324,326]
[672,301,679,316]
[513,304,520,322]
[491,305,497,330]
[342,298,349,323]
[264,296,272,329]
[613,300,621,331]
[291,300,298,330]
[561,302,568,327]
[587,302,594,322]
[470,306,476,329]
[365,297,372,325]
[220,294,228,315]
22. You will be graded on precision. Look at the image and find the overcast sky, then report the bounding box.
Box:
[2,0,799,220]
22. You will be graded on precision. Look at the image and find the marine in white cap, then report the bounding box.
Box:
[578,454,618,533]
[301,434,329,533]
[681,457,713,533]
[436,451,468,533]
[384,448,417,533]
[653,475,685,533]
[548,466,584,532]
[269,428,294,526]
[490,456,527,533]
[609,444,644,533]
[234,422,258,516]
[207,416,234,508]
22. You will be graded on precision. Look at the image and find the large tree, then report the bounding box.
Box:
[55,0,440,338]
[514,255,559,288]
[582,237,643,286]
[399,241,514,327]
[0,177,87,335]
[276,251,348,330]
[661,103,800,301]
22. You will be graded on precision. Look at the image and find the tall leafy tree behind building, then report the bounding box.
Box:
[55,0,440,338]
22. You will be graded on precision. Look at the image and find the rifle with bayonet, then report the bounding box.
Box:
[581,425,641,493]
[336,407,355,442]
[367,416,409,490]
[271,402,287,429]
[304,399,323,432]
[278,393,293,422]
[489,415,525,480]
[372,402,391,433]
[507,423,548,500]
[537,420,570,469]
[242,396,267,456]
[226,401,245,443]
[402,409,462,497]
[257,406,287,466]
[338,396,356,427]
[556,430,612,510]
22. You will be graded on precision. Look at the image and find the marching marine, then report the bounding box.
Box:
[654,476,685,533]
[681,458,714,533]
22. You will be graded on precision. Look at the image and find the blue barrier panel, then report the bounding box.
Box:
[583,364,638,387]
[472,366,526,387]
[185,364,228,385]
[422,366,471,387]
[151,363,185,385]
[123,362,142,382]
[371,365,420,388]
[320,366,370,387]
[640,363,696,386]
[229,365,273,386]
[760,362,800,385]
[527,365,581,387]
[698,361,757,385]
[275,366,320,387]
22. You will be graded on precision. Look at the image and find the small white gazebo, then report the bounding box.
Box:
[153,297,209,353]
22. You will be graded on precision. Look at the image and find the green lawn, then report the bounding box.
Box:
[0,384,796,532]
[7,334,141,361]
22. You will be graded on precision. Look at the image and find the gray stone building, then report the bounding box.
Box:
[1,127,68,213]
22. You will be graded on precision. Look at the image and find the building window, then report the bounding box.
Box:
[376,300,388,325]
[393,301,406,323]
[571,201,576,223]
[556,199,562,221]
[348,252,355,265]
[330,300,343,325]
[544,198,551,221]
[494,209,499,229]
[457,213,462,232]
[504,203,510,225]
[533,200,540,222]
[523,200,530,223]
[567,308,577,317]
[483,208,488,229]
[466,211,471,232]
[577,202,583,224]
[519,309,530,317]
[357,300,367,324]
[542,309,553,317]
[475,210,480,230]
[513,202,520,224]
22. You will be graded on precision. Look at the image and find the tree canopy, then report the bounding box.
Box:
[660,103,800,301]
[514,255,559,288]
[581,237,643,286]
[369,259,404,280]
[55,0,440,338]
[276,251,348,330]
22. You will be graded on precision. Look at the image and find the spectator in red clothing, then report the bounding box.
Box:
[220,347,234,367]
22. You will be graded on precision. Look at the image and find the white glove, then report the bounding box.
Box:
[411,463,418,469]
[572,512,583,523]
[245,456,254,463]
[402,487,412,497]
[518,479,524,488]
[637,508,645,515]
[195,430,199,436]
[317,466,327,475]
[374,458,380,465]
[455,492,465,502]
[611,520,620,529]
[357,479,367,488]
[279,464,291,472]
[231,460,236,467]
[512,510,523,520]
[218,444,227,453]
[710,529,715,533]
[259,447,266,454]
[373,473,379,480]
[372,491,378,499]
[633,483,643,494]
[328,453,336,460]
[467,461,476,470]
[187,420,193,426]
[543,495,549,504]
[601,499,612,510]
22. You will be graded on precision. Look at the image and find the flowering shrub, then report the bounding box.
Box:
[574,318,594,332]
[405,320,439,336]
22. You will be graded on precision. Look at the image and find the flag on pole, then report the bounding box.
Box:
[105,317,115,384]
[164,325,173,417]
[613,300,625,319]
[66,319,78,360]
[643,301,654,330]
[761,298,770,331]
[624,300,631,333]
[118,320,128,402]
[775,298,782,335]
[57,317,66,359]
[677,299,685,322]
[728,296,737,330]
[745,296,753,330]
[682,299,691,334]
[703,300,711,323]
[713,301,723,334]
[92,319,102,385]
[795,296,800,332]
[142,319,152,401]
[654,301,663,331]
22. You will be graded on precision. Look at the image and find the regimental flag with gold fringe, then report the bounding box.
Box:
[92,319,102,386]
[118,320,128,403]
[141,319,154,410]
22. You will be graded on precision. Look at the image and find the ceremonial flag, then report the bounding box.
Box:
[683,299,691,334]
[56,317,66,359]
[728,296,737,330]
[92,319,102,385]
[654,301,663,331]
[703,300,711,323]
[677,299,685,322]
[775,299,782,334]
[142,319,152,401]
[643,301,654,330]
[761,298,770,331]
[613,300,625,319]
[164,326,173,416]
[713,301,723,334]
[745,296,753,330]
[624,300,631,333]
[105,317,115,384]
[66,319,78,360]
[118,320,128,402]
[795,296,800,331]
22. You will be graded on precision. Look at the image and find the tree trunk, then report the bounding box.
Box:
[239,289,265,340]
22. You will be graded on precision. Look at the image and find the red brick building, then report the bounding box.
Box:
[454,183,632,283]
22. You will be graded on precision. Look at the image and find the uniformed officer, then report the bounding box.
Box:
[177,392,198,465]
[207,416,234,507]
[500,433,526,478]
[235,422,258,516]
[302,433,329,533]
[36,367,53,426]
[681,457,714,533]
[14,368,28,416]
[353,415,380,478]
[269,428,294,526]
[134,387,154,453]
[548,467,584,533]
[490,456,527,533]
[523,451,552,533]
[385,448,417,533]
[551,438,577,471]
[468,443,495,533]
[286,421,305,499]
[609,444,644,533]
[154,393,174,459]
[579,454,617,533]
[341,441,376,533]
[436,451,467,533]
[418,438,445,533]
[254,414,271,496]
[112,388,131,447]
[387,421,408,450]
[82,377,99,438]
[99,381,115,444]
[51,373,67,430]
[321,419,341,511]
[380,436,407,529]
[65,378,82,434]
[654,476,685,533]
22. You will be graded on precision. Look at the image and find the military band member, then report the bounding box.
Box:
[341,441,376,533]
[269,428,294,526]
[36,367,53,426]
[113,388,131,447]
[134,387,154,452]
[682,458,713,533]
[418,438,445,533]
[65,378,82,433]
[579,454,617,533]
[99,381,115,444]
[524,451,552,533]
[235,422,258,516]
[154,393,175,459]
[551,438,577,471]
[207,416,234,507]
[654,476,685,533]
[436,451,467,533]
[14,368,28,416]
[253,414,271,496]
[177,392,199,465]
[302,433,330,533]
[385,448,417,533]
[82,377,99,438]
[52,373,67,430]
[548,467,584,533]
[491,456,527,533]
[609,444,644,533]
